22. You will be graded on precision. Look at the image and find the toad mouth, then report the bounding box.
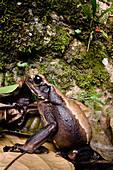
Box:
[25,81,48,102]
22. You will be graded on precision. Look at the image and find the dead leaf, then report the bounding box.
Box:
[75,100,91,118]
[78,103,113,161]
[89,114,113,161]
[0,134,74,170]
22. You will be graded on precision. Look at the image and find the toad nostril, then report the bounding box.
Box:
[26,76,33,83]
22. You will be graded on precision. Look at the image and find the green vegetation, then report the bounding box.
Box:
[82,0,113,23]
[0,0,77,73]
[50,76,58,87]
[73,92,104,108]
[0,0,112,100]
[17,61,29,67]
[48,27,71,53]
[65,44,110,90]
[0,84,19,94]
[82,0,113,51]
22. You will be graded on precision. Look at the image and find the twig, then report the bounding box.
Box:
[87,31,94,52]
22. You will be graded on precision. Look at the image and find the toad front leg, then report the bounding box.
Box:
[4,102,57,154]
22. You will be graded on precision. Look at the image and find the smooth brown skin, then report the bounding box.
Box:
[3,74,92,160]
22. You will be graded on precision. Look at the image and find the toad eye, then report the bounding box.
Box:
[34,75,42,85]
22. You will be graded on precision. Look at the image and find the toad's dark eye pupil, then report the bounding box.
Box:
[34,75,42,84]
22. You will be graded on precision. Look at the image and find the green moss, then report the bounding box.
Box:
[0,0,112,97]
[4,72,16,85]
[75,65,109,89]
[64,43,110,90]
[0,0,88,69]
[93,102,102,111]
[48,27,71,53]
[1,0,76,70]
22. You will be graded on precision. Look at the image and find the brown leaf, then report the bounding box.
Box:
[75,100,91,118]
[0,134,74,170]
[89,114,113,161]
[77,103,113,161]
